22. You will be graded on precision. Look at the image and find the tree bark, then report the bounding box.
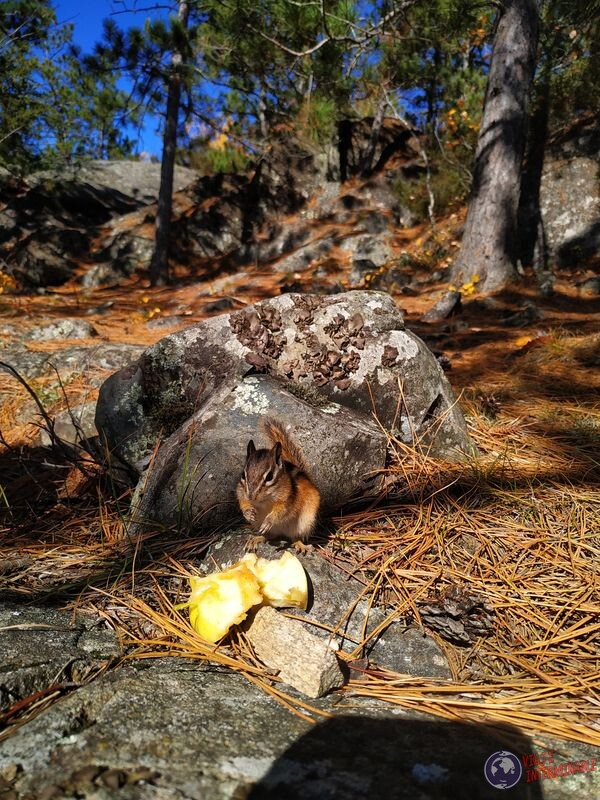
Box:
[149,0,189,287]
[450,0,539,294]
[518,71,550,272]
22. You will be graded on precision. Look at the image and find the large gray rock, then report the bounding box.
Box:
[98,291,470,465]
[130,374,387,529]
[0,604,120,712]
[539,117,600,266]
[541,156,600,265]
[30,160,198,205]
[96,292,472,533]
[0,653,595,799]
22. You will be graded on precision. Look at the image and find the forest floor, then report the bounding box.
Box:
[1,217,599,748]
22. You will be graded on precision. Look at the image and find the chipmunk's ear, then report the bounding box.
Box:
[273,441,282,466]
[247,439,256,458]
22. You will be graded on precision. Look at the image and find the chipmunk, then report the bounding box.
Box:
[236,418,320,552]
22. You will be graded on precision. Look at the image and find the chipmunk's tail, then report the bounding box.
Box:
[262,417,310,475]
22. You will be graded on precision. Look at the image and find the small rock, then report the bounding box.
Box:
[245,606,345,698]
[421,291,462,323]
[502,303,543,328]
[80,263,125,288]
[348,258,377,288]
[204,537,452,679]
[578,276,600,296]
[27,319,98,341]
[203,297,236,313]
[146,315,186,330]
[37,402,98,447]
[98,768,127,789]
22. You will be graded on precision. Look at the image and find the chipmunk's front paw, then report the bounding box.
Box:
[245,534,265,552]
[292,540,311,555]
[242,506,257,524]
[258,519,273,537]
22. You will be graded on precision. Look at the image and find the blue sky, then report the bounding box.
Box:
[51,1,436,159]
[55,0,166,156]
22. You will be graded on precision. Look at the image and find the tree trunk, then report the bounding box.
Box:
[149,0,189,287]
[360,92,386,176]
[518,71,550,272]
[450,0,539,293]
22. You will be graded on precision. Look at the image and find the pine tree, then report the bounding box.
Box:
[0,0,58,171]
[90,2,204,285]
[0,1,134,173]
[377,1,491,217]
[450,0,539,294]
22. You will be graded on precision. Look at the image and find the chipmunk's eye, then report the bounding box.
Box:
[264,470,274,484]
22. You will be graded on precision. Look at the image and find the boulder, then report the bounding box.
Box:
[96,291,473,534]
[94,230,155,275]
[129,374,387,529]
[10,235,78,287]
[30,160,198,207]
[538,116,600,266]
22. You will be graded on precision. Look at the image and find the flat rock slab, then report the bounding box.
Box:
[0,604,121,712]
[0,343,145,381]
[1,656,597,800]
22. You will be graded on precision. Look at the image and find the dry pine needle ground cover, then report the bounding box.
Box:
[0,255,599,747]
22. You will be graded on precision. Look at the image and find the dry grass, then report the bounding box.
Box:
[2,391,598,746]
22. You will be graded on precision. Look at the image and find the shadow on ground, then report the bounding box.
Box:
[248,716,545,799]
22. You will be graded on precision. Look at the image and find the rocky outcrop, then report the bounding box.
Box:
[0,162,197,288]
[95,291,473,533]
[1,122,423,289]
[540,116,600,267]
[31,159,198,204]
[0,603,120,713]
